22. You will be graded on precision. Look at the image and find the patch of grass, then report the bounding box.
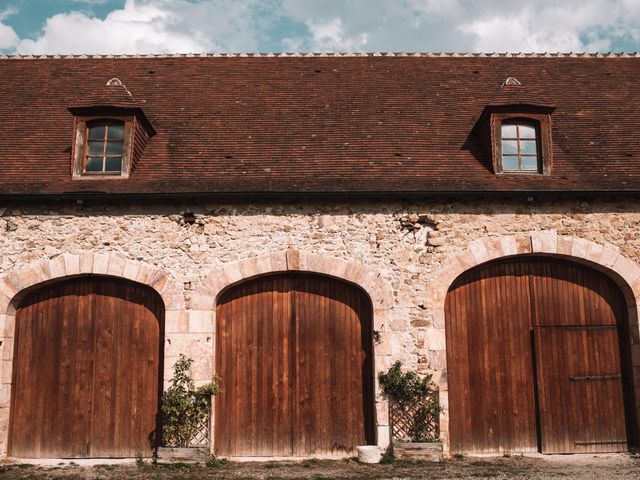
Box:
[16,464,32,469]
[265,462,278,469]
[302,458,320,468]
[205,455,228,468]
[502,451,512,458]
[452,451,465,459]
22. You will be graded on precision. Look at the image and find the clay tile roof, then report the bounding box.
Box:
[1,53,640,196]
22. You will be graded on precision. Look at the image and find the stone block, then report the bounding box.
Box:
[1,316,14,338]
[79,252,94,274]
[556,236,573,256]
[122,260,140,281]
[0,361,11,384]
[468,239,489,265]
[48,255,66,279]
[253,253,273,276]
[500,236,518,256]
[430,308,445,329]
[531,230,558,253]
[515,235,532,254]
[0,384,10,408]
[0,338,12,361]
[599,244,621,268]
[165,310,188,333]
[376,425,391,449]
[612,254,640,285]
[570,237,590,259]
[188,310,214,333]
[63,253,80,276]
[270,251,287,272]
[92,253,110,275]
[164,333,213,357]
[375,401,389,425]
[424,329,446,351]
[238,256,259,279]
[222,262,243,285]
[483,237,504,260]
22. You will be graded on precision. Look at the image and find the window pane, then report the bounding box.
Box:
[502,155,519,171]
[88,141,104,156]
[85,156,103,172]
[502,140,518,154]
[520,140,537,154]
[106,140,124,155]
[519,125,537,139]
[522,156,539,171]
[88,125,106,140]
[107,124,124,141]
[501,124,517,138]
[105,156,122,172]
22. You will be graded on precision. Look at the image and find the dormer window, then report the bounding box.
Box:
[84,120,125,174]
[500,120,540,173]
[490,113,552,175]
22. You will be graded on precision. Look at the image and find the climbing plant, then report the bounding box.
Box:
[378,361,441,442]
[161,354,221,447]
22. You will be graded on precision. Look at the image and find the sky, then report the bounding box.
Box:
[0,0,639,55]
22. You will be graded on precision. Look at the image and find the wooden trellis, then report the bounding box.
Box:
[187,402,211,447]
[389,394,440,442]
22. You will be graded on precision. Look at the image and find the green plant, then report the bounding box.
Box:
[161,354,221,447]
[205,455,228,468]
[135,452,146,468]
[379,451,394,464]
[378,361,442,443]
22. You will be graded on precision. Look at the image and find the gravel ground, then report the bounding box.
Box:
[0,455,638,480]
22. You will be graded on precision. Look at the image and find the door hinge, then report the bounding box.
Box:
[569,374,622,382]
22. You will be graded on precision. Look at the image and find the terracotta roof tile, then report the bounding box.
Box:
[0,54,639,195]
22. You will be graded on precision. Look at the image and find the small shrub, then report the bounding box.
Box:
[379,451,394,464]
[378,361,441,442]
[205,455,228,468]
[161,354,221,447]
[135,452,146,468]
[452,452,465,459]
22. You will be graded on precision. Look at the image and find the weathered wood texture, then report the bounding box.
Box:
[215,273,375,457]
[445,257,634,454]
[392,442,443,461]
[10,277,164,458]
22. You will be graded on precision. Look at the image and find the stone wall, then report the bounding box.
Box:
[1,196,640,456]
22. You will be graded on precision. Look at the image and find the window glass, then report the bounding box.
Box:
[521,156,539,171]
[84,120,125,174]
[501,121,540,173]
[105,157,123,172]
[501,124,517,138]
[502,155,520,171]
[85,157,103,172]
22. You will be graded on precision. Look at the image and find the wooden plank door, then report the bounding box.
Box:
[10,277,163,458]
[293,275,375,456]
[215,276,294,456]
[445,260,539,453]
[215,273,374,457]
[534,326,630,453]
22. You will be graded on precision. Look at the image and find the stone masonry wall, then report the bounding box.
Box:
[1,196,640,456]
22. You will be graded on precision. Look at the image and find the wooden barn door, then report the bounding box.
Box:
[445,257,633,454]
[10,277,164,458]
[529,260,630,453]
[215,273,375,457]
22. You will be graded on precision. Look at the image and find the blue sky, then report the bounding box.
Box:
[1,0,639,54]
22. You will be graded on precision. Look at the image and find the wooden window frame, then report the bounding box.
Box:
[491,113,552,176]
[71,115,134,179]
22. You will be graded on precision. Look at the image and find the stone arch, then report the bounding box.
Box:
[0,252,182,456]
[195,249,395,451]
[428,230,640,453]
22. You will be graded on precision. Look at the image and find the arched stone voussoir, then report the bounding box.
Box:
[431,232,640,312]
[0,252,182,314]
[196,249,394,311]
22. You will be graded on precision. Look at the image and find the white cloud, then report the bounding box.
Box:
[0,6,19,51]
[14,0,266,55]
[306,18,368,51]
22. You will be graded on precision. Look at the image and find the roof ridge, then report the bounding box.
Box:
[1,51,639,60]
